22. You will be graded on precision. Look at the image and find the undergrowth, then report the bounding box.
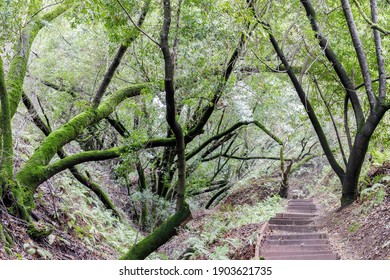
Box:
[55,177,139,257]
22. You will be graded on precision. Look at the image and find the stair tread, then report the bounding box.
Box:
[257,199,338,260]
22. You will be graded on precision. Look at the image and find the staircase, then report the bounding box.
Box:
[259,199,338,260]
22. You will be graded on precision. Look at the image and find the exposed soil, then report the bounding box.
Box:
[315,185,390,259]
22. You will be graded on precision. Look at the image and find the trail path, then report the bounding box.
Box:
[258,199,338,260]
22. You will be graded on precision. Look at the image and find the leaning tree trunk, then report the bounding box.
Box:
[341,106,387,205]
[119,203,191,260]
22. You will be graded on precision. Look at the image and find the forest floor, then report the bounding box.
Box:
[313,163,390,260]
[1,160,389,260]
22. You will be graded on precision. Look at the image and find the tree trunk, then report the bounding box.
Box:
[119,203,191,260]
[341,106,387,205]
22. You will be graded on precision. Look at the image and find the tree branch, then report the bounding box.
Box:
[353,0,390,35]
[258,20,345,181]
[300,0,364,128]
[115,0,160,48]
[202,154,291,162]
[370,0,386,101]
[341,0,376,110]
[16,83,147,190]
[22,92,122,218]
[312,76,347,167]
[186,121,252,161]
[6,1,72,119]
[92,0,151,108]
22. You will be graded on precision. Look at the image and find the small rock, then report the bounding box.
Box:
[27,248,36,255]
[48,234,56,245]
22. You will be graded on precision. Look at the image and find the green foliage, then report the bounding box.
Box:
[57,178,138,256]
[360,183,386,205]
[348,221,362,233]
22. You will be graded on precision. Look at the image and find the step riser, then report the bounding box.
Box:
[269,225,317,232]
[263,240,329,246]
[269,219,315,225]
[263,251,334,257]
[287,210,318,213]
[264,254,337,260]
[289,199,313,202]
[262,246,331,252]
[288,203,317,206]
[288,207,318,210]
[275,213,317,219]
[267,233,328,240]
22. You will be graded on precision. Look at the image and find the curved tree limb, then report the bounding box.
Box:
[341,0,376,110]
[370,0,386,101]
[120,203,191,260]
[5,0,73,119]
[0,58,14,179]
[16,83,147,190]
[202,154,291,162]
[300,0,364,128]
[259,21,346,181]
[22,92,123,219]
[353,0,390,36]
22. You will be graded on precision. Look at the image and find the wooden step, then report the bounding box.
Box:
[287,209,318,214]
[263,239,329,246]
[268,218,315,225]
[264,254,338,260]
[288,205,318,210]
[288,202,317,207]
[269,225,318,232]
[289,199,314,203]
[267,233,328,240]
[263,250,334,257]
[275,213,317,219]
[262,245,331,252]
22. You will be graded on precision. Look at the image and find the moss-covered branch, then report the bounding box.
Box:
[43,147,125,180]
[6,0,73,119]
[119,203,191,260]
[0,58,13,179]
[352,0,390,35]
[253,121,283,145]
[16,84,147,190]
[22,92,122,219]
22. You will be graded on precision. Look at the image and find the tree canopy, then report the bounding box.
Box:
[0,0,389,259]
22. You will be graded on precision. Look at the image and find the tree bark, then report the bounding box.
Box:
[119,203,191,260]
[160,0,187,211]
[341,106,387,205]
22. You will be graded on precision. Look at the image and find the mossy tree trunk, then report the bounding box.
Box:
[119,203,191,260]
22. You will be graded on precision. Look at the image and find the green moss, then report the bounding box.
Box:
[17,84,147,191]
[348,221,362,233]
[120,203,191,260]
[27,223,53,240]
[0,223,13,253]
